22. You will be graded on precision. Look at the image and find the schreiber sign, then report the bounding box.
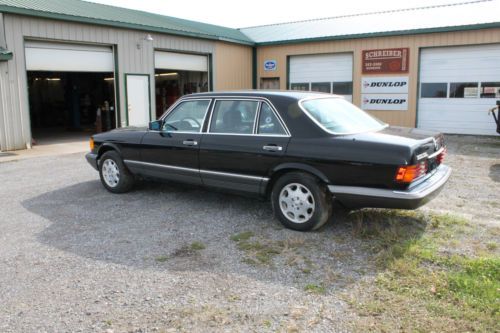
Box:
[362,48,409,74]
[361,94,408,111]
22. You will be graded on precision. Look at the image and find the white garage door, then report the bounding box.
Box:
[289,53,353,101]
[418,44,500,135]
[25,41,114,72]
[154,51,208,72]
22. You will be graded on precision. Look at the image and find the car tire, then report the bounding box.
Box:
[98,151,134,193]
[271,172,332,231]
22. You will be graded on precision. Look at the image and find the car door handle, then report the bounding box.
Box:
[263,145,282,152]
[183,140,198,146]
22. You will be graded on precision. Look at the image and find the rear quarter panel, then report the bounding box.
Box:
[284,136,412,189]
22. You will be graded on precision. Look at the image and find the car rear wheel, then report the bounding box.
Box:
[271,172,332,231]
[99,151,134,193]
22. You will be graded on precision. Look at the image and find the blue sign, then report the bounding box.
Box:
[264,60,277,71]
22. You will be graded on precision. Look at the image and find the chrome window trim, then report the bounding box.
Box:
[252,101,262,134]
[159,98,212,133]
[157,95,291,137]
[207,98,260,135]
[297,96,389,136]
[257,101,288,136]
[124,159,269,181]
[207,97,291,137]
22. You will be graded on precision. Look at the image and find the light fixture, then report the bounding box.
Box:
[144,34,154,41]
[104,77,114,81]
[155,72,178,77]
[46,78,61,81]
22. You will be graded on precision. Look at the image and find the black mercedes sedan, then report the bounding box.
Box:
[86,91,451,231]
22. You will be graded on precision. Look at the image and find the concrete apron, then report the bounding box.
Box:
[0,132,90,162]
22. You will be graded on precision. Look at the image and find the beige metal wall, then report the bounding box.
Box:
[257,28,500,127]
[214,41,252,90]
[0,14,217,151]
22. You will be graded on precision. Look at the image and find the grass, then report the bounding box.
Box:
[346,209,500,332]
[231,231,309,266]
[304,283,326,294]
[230,231,254,242]
[190,241,206,251]
[155,255,168,262]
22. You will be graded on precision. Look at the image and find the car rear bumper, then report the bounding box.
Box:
[328,164,452,210]
[85,152,99,170]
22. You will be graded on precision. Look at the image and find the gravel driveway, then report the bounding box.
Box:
[0,134,498,332]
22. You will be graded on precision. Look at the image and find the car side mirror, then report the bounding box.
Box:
[149,120,162,131]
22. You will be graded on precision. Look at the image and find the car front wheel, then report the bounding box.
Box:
[98,151,134,193]
[271,172,332,231]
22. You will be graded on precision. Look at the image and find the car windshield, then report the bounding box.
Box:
[300,97,387,134]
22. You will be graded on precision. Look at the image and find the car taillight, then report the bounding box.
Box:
[395,161,428,183]
[436,147,446,164]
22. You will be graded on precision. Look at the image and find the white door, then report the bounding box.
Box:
[126,75,150,127]
[289,53,353,101]
[25,41,113,72]
[418,44,500,135]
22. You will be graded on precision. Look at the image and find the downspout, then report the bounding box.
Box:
[252,46,257,89]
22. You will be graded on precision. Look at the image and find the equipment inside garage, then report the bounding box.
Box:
[25,41,116,142]
[154,51,209,118]
[27,71,116,136]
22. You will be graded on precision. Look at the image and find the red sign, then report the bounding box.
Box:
[362,48,409,74]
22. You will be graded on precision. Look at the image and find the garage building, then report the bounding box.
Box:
[243,0,500,136]
[0,0,253,151]
[1,0,499,152]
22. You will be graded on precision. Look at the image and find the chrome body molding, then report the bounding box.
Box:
[123,159,269,182]
[200,168,269,182]
[328,165,451,209]
[124,159,198,174]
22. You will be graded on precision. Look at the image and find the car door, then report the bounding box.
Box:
[199,99,291,194]
[136,98,212,184]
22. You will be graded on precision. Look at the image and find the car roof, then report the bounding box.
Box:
[184,90,342,101]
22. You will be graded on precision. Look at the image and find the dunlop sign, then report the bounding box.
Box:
[361,76,409,111]
[361,94,408,111]
[361,76,409,94]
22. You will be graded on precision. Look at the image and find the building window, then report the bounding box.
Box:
[331,82,353,95]
[311,82,330,93]
[449,82,479,98]
[290,83,309,91]
[421,83,447,98]
[480,82,500,98]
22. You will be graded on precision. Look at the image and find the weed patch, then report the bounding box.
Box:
[346,209,499,332]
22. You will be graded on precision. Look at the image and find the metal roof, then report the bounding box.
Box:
[0,0,254,45]
[0,0,498,47]
[240,0,500,45]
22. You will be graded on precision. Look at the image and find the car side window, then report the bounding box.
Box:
[257,103,287,135]
[162,100,210,132]
[209,100,258,134]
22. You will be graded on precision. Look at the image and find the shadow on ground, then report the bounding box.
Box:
[22,180,427,290]
[489,164,500,182]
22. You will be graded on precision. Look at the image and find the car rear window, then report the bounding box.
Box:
[300,97,387,135]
